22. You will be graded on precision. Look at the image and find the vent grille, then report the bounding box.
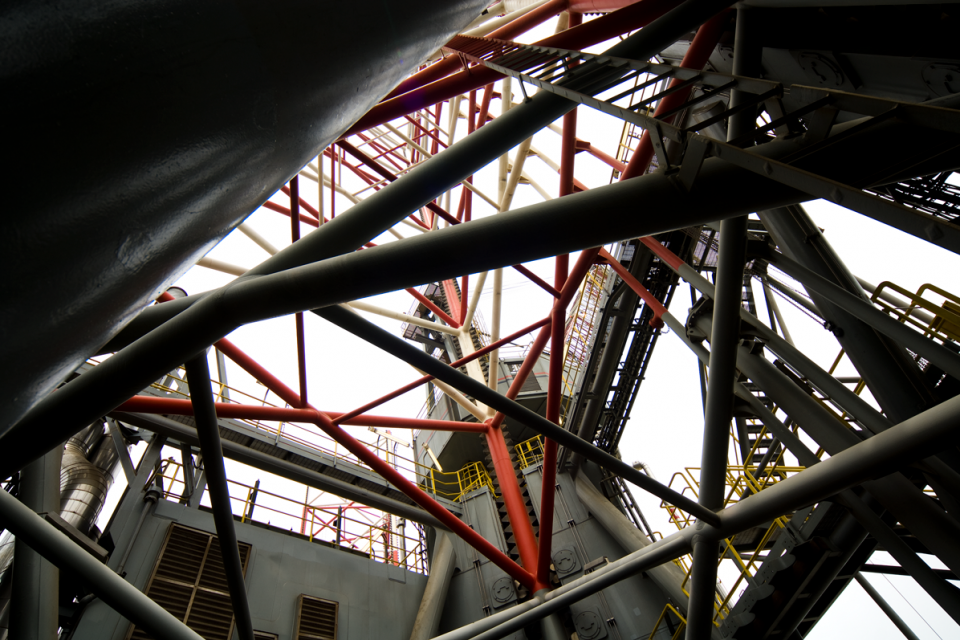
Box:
[294,595,339,640]
[255,634,279,640]
[128,524,251,640]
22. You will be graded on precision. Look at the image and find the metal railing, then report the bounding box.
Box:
[515,435,545,470]
[148,460,429,573]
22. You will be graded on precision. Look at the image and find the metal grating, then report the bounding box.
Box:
[294,595,339,640]
[128,523,251,640]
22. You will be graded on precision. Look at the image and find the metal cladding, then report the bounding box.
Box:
[0,0,488,430]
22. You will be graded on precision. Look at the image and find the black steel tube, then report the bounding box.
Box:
[854,573,922,640]
[686,216,747,639]
[183,354,255,640]
[318,305,722,526]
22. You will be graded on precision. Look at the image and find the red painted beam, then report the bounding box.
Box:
[345,0,687,138]
[116,397,485,432]
[598,247,667,328]
[407,287,461,329]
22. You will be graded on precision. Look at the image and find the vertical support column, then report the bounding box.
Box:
[184,353,255,640]
[408,532,457,640]
[10,445,62,640]
[685,8,756,638]
[290,176,309,408]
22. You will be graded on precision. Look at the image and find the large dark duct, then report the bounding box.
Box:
[1,0,487,429]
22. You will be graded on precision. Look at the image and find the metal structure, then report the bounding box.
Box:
[2,0,960,639]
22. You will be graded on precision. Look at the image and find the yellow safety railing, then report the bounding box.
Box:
[515,435,545,469]
[422,460,497,503]
[147,461,428,573]
[648,603,687,640]
[654,459,809,631]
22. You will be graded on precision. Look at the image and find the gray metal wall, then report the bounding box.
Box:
[75,495,428,640]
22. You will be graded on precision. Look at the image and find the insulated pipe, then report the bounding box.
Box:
[184,355,255,640]
[0,488,204,640]
[409,532,458,640]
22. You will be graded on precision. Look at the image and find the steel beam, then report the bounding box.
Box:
[184,354,254,640]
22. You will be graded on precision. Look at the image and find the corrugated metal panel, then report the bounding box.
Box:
[294,595,339,640]
[128,523,251,640]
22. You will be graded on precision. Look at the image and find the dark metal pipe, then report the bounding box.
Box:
[316,306,722,526]
[854,573,922,640]
[184,354,254,640]
[685,215,747,639]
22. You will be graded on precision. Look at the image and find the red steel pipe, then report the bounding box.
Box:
[406,287,461,329]
[620,10,730,180]
[312,412,535,588]
[345,0,687,137]
[116,397,485,432]
[484,420,542,584]
[598,247,667,328]
[490,246,600,431]
[178,340,536,588]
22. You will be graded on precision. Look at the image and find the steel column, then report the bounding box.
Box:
[184,354,254,640]
[685,213,747,640]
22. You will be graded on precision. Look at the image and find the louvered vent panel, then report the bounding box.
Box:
[127,524,252,640]
[295,595,339,640]
[254,633,279,640]
[188,590,234,640]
